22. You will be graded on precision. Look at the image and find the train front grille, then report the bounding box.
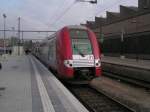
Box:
[74,67,95,79]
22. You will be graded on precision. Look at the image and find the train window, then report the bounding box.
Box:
[69,29,88,39]
[48,39,56,60]
[72,39,92,55]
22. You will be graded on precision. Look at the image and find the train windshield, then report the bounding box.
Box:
[70,29,92,55]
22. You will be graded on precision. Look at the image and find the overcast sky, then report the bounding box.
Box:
[0,0,138,40]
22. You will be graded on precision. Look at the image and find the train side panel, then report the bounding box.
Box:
[48,36,57,70]
[56,28,74,79]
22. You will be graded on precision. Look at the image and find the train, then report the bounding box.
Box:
[33,25,102,81]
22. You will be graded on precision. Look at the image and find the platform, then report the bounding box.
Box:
[0,55,89,112]
[101,56,150,70]
[90,77,150,112]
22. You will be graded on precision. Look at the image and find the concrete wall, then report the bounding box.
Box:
[102,13,150,37]
[139,0,150,10]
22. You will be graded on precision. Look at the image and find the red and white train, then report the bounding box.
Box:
[34,25,102,80]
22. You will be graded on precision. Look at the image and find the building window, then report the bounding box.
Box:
[143,0,149,9]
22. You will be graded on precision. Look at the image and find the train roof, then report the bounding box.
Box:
[67,25,87,30]
[43,25,88,41]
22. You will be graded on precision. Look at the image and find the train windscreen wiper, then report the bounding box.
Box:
[73,45,85,57]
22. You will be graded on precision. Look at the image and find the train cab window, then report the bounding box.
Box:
[69,29,92,55]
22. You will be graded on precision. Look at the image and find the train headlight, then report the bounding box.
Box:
[64,60,73,68]
[95,59,101,67]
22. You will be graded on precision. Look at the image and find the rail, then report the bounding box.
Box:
[66,84,134,112]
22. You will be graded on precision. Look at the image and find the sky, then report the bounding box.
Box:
[0,0,138,40]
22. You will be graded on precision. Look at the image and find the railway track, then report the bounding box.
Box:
[103,71,150,89]
[67,85,134,112]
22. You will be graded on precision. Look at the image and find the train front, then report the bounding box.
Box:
[63,26,102,80]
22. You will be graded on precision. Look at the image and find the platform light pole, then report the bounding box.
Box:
[131,19,139,61]
[11,27,15,47]
[3,14,7,57]
[99,17,104,44]
[18,17,21,56]
[120,28,125,59]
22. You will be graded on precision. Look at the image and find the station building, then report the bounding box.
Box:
[85,0,150,59]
